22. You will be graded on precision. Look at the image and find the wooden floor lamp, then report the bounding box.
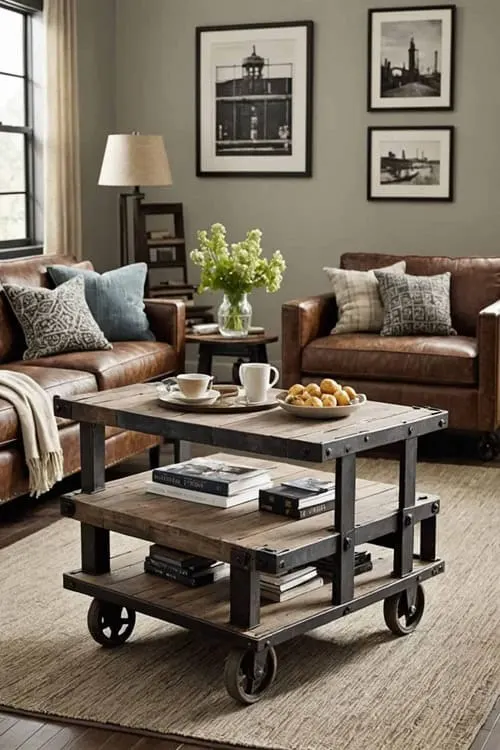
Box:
[98,133,172,266]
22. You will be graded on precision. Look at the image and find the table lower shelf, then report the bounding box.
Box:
[64,546,444,646]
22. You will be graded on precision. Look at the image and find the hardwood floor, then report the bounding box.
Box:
[0,443,498,750]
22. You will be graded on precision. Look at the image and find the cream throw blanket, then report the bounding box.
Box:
[0,370,64,497]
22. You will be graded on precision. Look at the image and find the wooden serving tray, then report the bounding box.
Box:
[157,387,279,414]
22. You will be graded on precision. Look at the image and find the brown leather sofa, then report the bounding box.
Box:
[282,253,500,458]
[0,254,185,503]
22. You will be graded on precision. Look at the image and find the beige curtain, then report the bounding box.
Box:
[43,0,82,259]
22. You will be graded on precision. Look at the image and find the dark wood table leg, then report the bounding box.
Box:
[197,343,213,375]
[79,422,109,574]
[420,515,437,562]
[251,343,269,363]
[332,454,356,605]
[81,523,110,574]
[394,437,418,577]
[230,549,260,628]
[80,422,105,494]
[232,357,245,384]
[149,444,161,469]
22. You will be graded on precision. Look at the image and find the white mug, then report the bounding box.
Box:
[239,363,279,403]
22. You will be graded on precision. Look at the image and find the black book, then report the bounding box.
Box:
[259,482,335,511]
[152,458,270,497]
[144,557,229,587]
[149,544,217,573]
[316,551,373,579]
[259,498,335,520]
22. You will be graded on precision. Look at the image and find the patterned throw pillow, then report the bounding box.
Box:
[323,261,406,334]
[374,271,456,337]
[2,275,112,360]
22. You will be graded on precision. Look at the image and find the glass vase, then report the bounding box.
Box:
[217,293,252,337]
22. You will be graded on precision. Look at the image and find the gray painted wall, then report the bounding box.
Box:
[83,0,499,363]
[77,0,117,270]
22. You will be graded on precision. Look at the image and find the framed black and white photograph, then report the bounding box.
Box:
[196,21,314,177]
[368,5,456,111]
[368,126,454,201]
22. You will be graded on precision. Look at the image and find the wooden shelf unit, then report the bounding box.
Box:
[134,201,214,326]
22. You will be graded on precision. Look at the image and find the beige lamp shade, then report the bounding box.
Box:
[98,134,172,187]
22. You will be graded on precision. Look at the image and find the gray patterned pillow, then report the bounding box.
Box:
[3,275,112,360]
[374,271,456,337]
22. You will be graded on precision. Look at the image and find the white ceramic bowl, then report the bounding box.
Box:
[275,391,367,419]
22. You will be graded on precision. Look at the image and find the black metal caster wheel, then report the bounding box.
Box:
[224,646,277,704]
[477,433,500,462]
[87,598,136,648]
[383,584,425,637]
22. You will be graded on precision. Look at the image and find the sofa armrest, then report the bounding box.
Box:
[281,293,337,388]
[477,299,500,431]
[144,298,186,371]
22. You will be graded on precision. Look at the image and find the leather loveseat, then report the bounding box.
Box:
[282,253,500,459]
[0,254,185,504]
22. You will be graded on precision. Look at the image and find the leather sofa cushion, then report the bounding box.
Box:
[301,333,478,387]
[0,254,92,363]
[340,253,500,337]
[0,365,97,447]
[22,341,177,389]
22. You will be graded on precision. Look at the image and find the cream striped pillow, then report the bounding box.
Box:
[323,261,406,334]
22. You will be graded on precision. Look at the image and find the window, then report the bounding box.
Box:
[0,0,42,251]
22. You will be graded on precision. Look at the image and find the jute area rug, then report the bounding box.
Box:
[0,459,499,750]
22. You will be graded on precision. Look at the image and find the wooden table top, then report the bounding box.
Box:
[54,383,448,463]
[186,332,278,345]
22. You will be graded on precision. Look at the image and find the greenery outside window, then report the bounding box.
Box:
[0,0,42,253]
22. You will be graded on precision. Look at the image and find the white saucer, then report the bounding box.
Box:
[162,389,220,405]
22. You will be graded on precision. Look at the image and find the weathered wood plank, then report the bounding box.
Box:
[68,549,432,639]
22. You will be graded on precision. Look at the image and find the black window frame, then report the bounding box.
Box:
[0,0,43,254]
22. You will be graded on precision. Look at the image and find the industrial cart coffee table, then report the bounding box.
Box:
[54,385,447,705]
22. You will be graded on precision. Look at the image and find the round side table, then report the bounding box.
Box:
[186,332,279,384]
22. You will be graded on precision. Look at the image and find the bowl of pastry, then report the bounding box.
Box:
[276,379,367,419]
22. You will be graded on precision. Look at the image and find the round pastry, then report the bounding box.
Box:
[321,394,337,407]
[344,385,357,400]
[305,382,322,398]
[288,383,305,397]
[320,378,340,395]
[304,395,323,408]
[334,389,351,406]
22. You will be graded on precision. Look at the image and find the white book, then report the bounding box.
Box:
[260,568,318,593]
[261,576,325,603]
[260,566,317,588]
[145,480,271,508]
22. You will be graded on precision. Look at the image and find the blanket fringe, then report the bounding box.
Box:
[27,451,64,498]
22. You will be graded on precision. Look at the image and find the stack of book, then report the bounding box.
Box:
[144,544,229,587]
[260,565,324,602]
[146,457,273,508]
[259,476,336,519]
[316,550,373,581]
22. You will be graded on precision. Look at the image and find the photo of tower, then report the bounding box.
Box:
[380,20,442,98]
[215,44,293,157]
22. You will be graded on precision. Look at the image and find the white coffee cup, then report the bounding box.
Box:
[239,363,279,403]
[162,373,213,399]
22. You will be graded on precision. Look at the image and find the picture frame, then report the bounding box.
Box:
[196,21,314,177]
[368,5,456,111]
[367,126,454,202]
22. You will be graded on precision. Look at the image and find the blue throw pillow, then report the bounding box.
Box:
[47,263,154,342]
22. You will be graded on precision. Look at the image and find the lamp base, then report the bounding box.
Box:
[119,187,144,266]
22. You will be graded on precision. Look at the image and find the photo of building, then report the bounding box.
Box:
[215,44,293,157]
[380,20,442,98]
